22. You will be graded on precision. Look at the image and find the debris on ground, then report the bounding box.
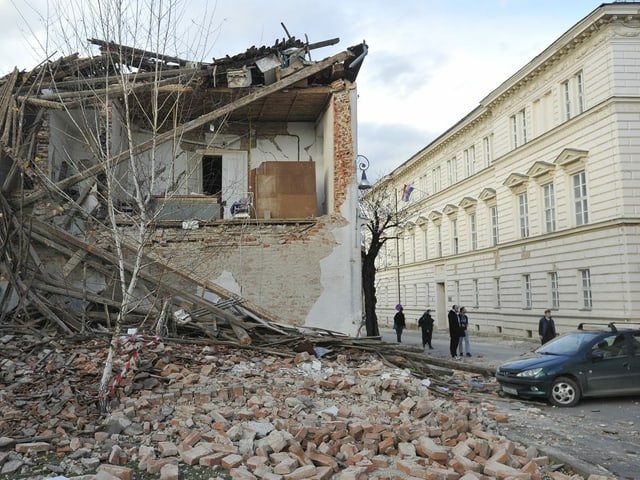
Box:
[0,333,617,480]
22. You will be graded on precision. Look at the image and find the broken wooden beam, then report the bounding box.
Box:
[19,49,354,207]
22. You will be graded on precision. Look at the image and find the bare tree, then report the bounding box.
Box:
[15,0,219,408]
[359,183,410,337]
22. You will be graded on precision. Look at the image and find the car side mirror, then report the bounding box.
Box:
[591,349,606,360]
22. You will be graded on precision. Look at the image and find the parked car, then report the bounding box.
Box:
[496,322,640,407]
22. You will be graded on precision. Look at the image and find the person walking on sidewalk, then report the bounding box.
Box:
[418,309,434,350]
[393,304,406,343]
[448,305,462,359]
[538,309,557,344]
[458,306,472,356]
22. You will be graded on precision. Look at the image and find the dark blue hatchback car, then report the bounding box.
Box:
[496,323,640,407]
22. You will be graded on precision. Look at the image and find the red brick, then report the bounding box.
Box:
[97,464,134,480]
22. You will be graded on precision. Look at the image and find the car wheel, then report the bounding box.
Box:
[549,376,581,407]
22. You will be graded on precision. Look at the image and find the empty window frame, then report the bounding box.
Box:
[495,277,501,308]
[202,155,223,195]
[436,225,442,257]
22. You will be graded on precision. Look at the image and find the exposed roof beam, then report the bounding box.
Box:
[21,49,354,207]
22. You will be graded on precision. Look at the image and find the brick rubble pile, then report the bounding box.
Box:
[0,335,617,480]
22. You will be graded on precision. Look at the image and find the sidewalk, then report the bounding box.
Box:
[380,328,539,369]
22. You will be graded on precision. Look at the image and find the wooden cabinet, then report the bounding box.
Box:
[250,161,316,219]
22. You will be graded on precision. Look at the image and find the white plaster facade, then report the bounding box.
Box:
[374,3,640,338]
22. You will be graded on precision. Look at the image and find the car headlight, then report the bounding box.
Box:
[516,368,544,378]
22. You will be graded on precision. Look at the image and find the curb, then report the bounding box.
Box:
[502,430,616,478]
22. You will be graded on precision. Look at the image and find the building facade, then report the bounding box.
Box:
[374,3,640,338]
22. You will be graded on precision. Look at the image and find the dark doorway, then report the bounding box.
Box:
[202,155,222,195]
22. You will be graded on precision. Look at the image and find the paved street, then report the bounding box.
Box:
[376,327,640,479]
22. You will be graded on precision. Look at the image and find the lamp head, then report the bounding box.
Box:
[358,170,371,190]
[357,154,372,190]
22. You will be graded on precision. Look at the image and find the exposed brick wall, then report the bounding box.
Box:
[331,80,356,214]
[151,216,345,326]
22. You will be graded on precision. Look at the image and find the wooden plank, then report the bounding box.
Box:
[28,218,266,335]
[62,249,87,278]
[89,38,191,67]
[0,69,18,134]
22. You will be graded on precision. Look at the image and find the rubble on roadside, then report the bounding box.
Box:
[0,334,617,480]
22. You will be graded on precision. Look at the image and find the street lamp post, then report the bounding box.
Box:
[394,189,401,307]
[356,154,372,335]
[392,184,427,308]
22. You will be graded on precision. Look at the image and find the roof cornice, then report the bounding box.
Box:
[480,3,640,108]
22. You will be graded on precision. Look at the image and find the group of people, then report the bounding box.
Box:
[394,304,470,356]
[447,305,471,359]
[393,304,557,355]
[393,304,435,349]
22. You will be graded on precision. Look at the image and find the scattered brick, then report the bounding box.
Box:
[0,336,605,480]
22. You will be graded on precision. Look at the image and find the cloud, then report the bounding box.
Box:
[0,0,603,179]
[358,121,436,181]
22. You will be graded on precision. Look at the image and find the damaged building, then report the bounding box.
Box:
[0,35,368,336]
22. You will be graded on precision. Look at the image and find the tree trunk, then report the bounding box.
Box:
[362,252,379,337]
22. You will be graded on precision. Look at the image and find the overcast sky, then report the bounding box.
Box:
[1,0,602,179]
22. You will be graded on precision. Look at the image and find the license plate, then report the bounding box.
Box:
[502,386,518,395]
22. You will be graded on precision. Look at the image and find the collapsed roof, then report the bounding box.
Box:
[0,34,367,337]
[2,36,367,132]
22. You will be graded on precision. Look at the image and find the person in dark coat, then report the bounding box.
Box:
[538,309,557,344]
[418,309,435,349]
[448,305,462,358]
[393,304,406,343]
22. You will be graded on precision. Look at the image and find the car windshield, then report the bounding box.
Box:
[536,332,599,355]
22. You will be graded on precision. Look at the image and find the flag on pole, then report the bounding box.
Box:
[401,184,414,202]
